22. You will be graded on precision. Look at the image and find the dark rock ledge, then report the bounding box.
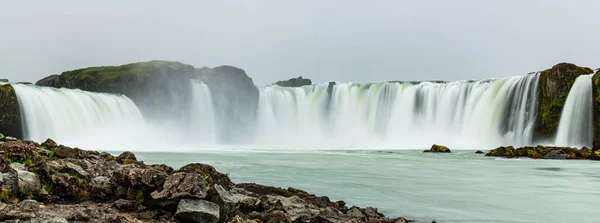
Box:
[0,136,418,223]
[486,146,600,160]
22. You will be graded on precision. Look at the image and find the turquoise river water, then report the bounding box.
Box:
[131,149,600,223]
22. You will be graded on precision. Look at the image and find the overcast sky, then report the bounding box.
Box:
[1,0,599,85]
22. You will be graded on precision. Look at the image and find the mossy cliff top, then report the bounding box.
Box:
[534,63,594,141]
[0,84,22,139]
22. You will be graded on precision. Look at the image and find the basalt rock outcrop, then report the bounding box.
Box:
[274,77,312,87]
[0,84,22,139]
[0,137,410,223]
[534,63,594,141]
[485,145,600,160]
[592,69,600,151]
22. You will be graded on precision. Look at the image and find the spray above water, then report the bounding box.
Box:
[188,80,217,144]
[554,74,594,147]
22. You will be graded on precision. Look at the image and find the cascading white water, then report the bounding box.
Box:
[554,74,594,147]
[254,73,540,149]
[188,80,217,144]
[12,84,155,150]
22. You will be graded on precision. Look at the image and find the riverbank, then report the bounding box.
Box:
[0,136,412,223]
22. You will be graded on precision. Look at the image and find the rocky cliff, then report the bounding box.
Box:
[0,84,22,139]
[36,61,259,142]
[534,63,594,141]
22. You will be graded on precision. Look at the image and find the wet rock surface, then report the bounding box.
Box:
[0,137,413,222]
[423,144,451,153]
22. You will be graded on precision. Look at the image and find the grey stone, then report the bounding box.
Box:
[151,172,208,201]
[175,199,220,223]
[19,199,40,212]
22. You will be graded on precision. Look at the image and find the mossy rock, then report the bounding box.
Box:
[424,144,451,153]
[0,84,22,139]
[592,69,600,150]
[534,63,594,141]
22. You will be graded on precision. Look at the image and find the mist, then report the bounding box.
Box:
[1,0,599,85]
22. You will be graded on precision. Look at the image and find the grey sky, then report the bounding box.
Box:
[1,0,599,85]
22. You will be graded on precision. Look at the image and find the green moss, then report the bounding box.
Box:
[0,187,9,202]
[43,182,53,192]
[135,190,144,203]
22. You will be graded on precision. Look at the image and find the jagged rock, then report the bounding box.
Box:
[91,176,113,199]
[19,199,39,212]
[263,195,319,221]
[150,164,174,174]
[314,196,332,208]
[317,207,346,222]
[424,144,451,153]
[248,211,291,223]
[486,146,517,158]
[1,168,18,195]
[178,163,232,190]
[208,185,254,222]
[347,207,364,219]
[54,145,86,159]
[151,172,208,205]
[117,151,137,164]
[41,138,58,149]
[64,162,90,179]
[50,173,89,199]
[175,199,220,223]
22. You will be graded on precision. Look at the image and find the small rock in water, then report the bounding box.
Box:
[475,150,484,154]
[424,144,451,153]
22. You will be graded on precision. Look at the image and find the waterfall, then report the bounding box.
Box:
[188,80,217,144]
[12,84,154,150]
[253,73,540,149]
[554,74,594,147]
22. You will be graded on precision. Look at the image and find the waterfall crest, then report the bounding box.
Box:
[12,84,152,149]
[253,74,540,149]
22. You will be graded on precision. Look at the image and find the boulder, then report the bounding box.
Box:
[19,199,39,212]
[486,146,516,158]
[475,150,484,154]
[151,172,208,204]
[424,144,451,153]
[207,185,254,222]
[175,199,220,223]
[41,138,58,149]
[10,163,41,196]
[54,145,85,159]
[543,149,569,160]
[263,195,319,221]
[178,163,232,190]
[90,176,113,199]
[117,151,137,164]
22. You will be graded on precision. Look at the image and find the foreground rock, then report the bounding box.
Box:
[0,137,414,222]
[423,144,451,153]
[486,146,600,160]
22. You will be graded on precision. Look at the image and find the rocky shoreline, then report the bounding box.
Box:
[0,136,412,223]
[485,145,600,160]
